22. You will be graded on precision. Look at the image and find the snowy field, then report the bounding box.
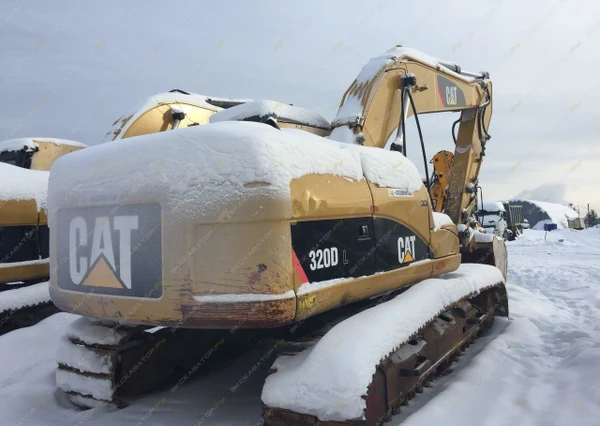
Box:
[0,228,599,426]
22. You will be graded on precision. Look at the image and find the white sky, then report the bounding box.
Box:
[0,0,598,212]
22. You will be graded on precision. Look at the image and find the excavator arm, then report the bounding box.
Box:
[330,46,492,226]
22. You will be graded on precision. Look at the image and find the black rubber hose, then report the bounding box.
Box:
[407,89,430,191]
[452,117,460,144]
[401,87,407,157]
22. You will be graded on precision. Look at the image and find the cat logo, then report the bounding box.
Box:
[445,86,458,106]
[398,235,416,264]
[57,204,163,298]
[437,75,466,107]
[69,215,138,289]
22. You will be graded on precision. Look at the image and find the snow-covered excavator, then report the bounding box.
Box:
[103,90,247,142]
[49,46,508,425]
[0,92,235,333]
[0,138,86,333]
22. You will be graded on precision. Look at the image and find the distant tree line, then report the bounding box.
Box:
[585,209,600,227]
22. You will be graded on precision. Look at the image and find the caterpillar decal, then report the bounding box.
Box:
[291,217,430,283]
[437,75,466,108]
[57,204,163,297]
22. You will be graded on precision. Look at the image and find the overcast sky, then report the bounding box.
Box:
[1,0,598,212]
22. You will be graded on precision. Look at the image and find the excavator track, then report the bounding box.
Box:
[56,318,258,408]
[56,270,508,420]
[262,282,508,426]
[0,280,58,335]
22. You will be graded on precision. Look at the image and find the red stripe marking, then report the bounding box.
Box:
[292,250,309,284]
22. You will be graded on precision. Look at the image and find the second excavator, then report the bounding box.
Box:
[48,46,508,425]
[0,137,86,333]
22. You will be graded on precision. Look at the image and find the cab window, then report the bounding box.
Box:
[0,149,33,169]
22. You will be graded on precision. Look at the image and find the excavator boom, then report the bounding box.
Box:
[330,46,492,226]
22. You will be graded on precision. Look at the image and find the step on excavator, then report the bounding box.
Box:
[0,138,86,333]
[48,46,508,425]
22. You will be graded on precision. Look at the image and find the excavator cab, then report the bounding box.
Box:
[104,90,248,141]
[0,146,34,168]
[209,99,332,137]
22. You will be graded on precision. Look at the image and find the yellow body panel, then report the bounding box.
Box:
[290,175,372,220]
[295,254,460,320]
[112,103,218,140]
[30,141,85,171]
[0,199,39,226]
[1,140,83,284]
[368,184,432,244]
[51,169,462,328]
[430,227,460,258]
[0,260,49,283]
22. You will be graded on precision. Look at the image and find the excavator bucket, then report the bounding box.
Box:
[462,234,508,280]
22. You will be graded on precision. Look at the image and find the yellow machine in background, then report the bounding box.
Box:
[0,138,86,283]
[0,138,86,332]
[104,90,246,141]
[429,150,453,212]
[49,46,508,425]
[0,91,237,332]
[1,91,232,288]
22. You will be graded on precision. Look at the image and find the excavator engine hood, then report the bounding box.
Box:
[50,122,422,328]
[48,122,435,328]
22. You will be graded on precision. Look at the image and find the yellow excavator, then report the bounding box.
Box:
[0,92,241,333]
[104,90,247,141]
[49,46,508,425]
[0,138,85,333]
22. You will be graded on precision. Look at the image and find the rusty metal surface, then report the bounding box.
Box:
[58,323,259,408]
[0,301,58,336]
[58,283,508,417]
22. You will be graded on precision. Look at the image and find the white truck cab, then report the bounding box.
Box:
[478,201,509,240]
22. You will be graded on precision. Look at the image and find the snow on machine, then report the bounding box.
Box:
[49,46,508,425]
[0,91,239,334]
[0,138,85,333]
[103,89,249,142]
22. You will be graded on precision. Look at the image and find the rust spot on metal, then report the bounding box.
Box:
[248,264,268,285]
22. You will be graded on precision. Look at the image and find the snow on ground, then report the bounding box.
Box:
[0,280,50,314]
[393,228,600,426]
[0,228,599,425]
